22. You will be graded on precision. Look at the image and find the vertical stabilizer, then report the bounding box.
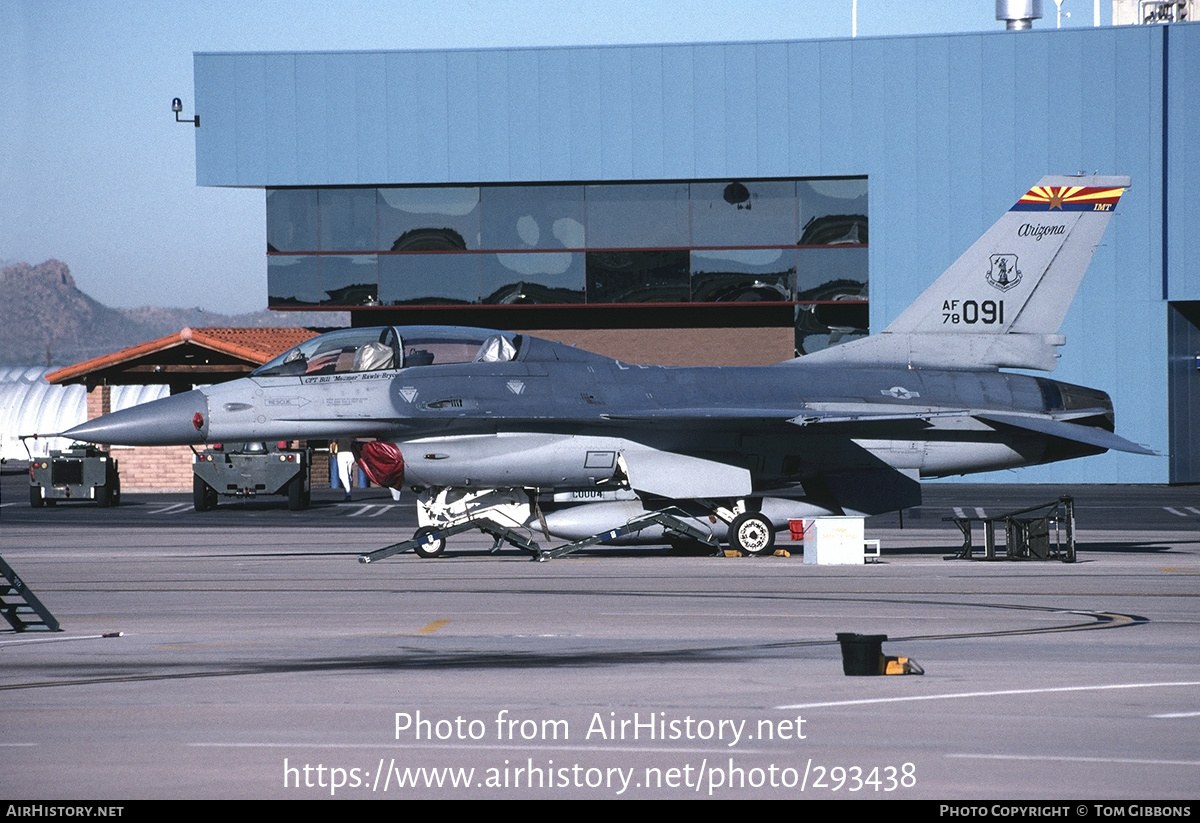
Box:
[800,175,1129,370]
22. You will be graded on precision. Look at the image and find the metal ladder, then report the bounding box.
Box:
[0,555,61,632]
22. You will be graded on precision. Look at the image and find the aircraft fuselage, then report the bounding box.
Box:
[150,336,1109,497]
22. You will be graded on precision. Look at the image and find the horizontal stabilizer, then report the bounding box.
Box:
[978,413,1156,455]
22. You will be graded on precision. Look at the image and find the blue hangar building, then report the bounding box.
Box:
[191,22,1200,484]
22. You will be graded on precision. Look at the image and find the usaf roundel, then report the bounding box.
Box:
[986,254,1021,292]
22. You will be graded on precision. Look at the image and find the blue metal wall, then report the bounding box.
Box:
[194,23,1200,482]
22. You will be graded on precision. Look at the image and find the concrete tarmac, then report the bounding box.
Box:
[2,469,1198,799]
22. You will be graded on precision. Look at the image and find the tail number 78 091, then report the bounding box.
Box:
[943,299,1004,325]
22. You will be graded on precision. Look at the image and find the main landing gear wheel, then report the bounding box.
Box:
[412,526,447,559]
[729,512,775,555]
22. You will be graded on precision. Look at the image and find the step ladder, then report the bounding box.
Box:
[0,555,61,632]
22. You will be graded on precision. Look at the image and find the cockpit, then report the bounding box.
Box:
[251,327,522,377]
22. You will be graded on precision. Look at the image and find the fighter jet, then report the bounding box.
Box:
[63,175,1150,559]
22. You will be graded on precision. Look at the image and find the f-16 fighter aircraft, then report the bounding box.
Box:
[63,175,1149,560]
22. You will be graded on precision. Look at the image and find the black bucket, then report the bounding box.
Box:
[836,632,888,676]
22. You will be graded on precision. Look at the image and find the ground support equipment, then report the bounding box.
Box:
[0,555,61,632]
[358,508,718,563]
[359,519,541,563]
[534,509,718,561]
[944,496,1075,562]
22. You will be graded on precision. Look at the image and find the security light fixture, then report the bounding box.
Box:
[172,97,199,127]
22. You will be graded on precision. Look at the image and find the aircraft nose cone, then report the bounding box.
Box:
[62,389,210,446]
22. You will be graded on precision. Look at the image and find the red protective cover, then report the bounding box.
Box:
[352,441,405,488]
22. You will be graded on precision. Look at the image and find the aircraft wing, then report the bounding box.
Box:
[599,407,969,424]
[602,405,1153,455]
[792,407,1155,455]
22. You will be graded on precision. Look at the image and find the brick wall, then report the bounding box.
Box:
[311,450,332,488]
[110,445,194,491]
[84,386,192,491]
[86,385,111,420]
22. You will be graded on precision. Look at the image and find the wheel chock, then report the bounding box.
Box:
[884,656,924,675]
[836,633,925,675]
[722,548,792,558]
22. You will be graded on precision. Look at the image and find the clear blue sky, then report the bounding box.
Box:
[0,1,1110,314]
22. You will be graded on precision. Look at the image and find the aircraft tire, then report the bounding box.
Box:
[412,526,447,559]
[193,476,216,512]
[730,512,775,555]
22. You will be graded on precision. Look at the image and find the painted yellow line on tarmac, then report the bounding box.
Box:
[416,619,450,635]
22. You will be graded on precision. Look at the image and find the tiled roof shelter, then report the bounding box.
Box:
[47,327,320,391]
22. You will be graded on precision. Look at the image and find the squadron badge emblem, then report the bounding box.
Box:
[986,254,1021,292]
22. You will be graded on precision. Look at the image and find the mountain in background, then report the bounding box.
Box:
[1,260,347,367]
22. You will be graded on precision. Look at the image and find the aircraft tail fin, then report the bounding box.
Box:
[800,175,1129,371]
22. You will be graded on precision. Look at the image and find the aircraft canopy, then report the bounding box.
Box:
[250,326,520,377]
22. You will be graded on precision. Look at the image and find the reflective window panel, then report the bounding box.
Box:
[480,185,587,250]
[690,248,797,303]
[267,255,321,306]
[320,189,378,252]
[481,251,586,305]
[585,183,690,248]
[379,253,481,305]
[798,178,868,245]
[794,246,868,298]
[690,181,798,247]
[266,189,318,252]
[319,255,379,306]
[378,187,481,251]
[586,250,690,304]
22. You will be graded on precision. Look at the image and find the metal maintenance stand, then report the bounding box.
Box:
[943,496,1076,562]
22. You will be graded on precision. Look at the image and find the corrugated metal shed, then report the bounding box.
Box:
[0,368,167,461]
